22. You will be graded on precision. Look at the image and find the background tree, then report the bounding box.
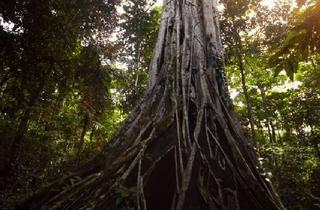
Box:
[117,1,162,113]
[221,0,320,208]
[0,0,119,195]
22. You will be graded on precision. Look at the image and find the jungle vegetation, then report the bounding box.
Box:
[0,0,319,209]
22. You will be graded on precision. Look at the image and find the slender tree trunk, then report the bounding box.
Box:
[18,0,284,209]
[1,80,44,181]
[135,41,142,87]
[89,127,95,144]
[0,71,12,96]
[259,85,275,143]
[314,142,320,161]
[233,33,256,142]
[258,86,280,177]
[310,125,320,161]
[275,119,282,141]
[76,113,90,166]
[0,111,31,185]
[12,109,31,152]
[266,122,273,143]
[270,121,276,142]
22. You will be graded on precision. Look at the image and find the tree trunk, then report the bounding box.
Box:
[310,125,320,161]
[1,79,44,181]
[270,121,276,143]
[258,85,275,143]
[18,0,284,209]
[76,112,90,166]
[233,31,256,142]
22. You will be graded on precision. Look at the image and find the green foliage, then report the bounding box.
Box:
[0,1,162,208]
[117,2,162,113]
[0,0,319,209]
[223,1,320,208]
[229,57,320,209]
[0,0,122,207]
[269,0,320,79]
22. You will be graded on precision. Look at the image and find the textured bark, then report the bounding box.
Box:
[17,0,284,209]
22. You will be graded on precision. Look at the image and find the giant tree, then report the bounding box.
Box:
[19,0,284,209]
